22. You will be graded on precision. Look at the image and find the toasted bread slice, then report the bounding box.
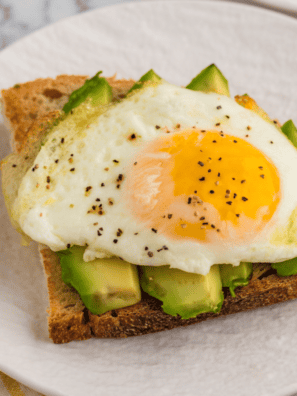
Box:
[2,74,297,343]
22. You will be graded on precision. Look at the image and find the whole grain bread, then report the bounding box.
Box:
[2,74,297,344]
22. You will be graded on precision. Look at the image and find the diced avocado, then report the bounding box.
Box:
[219,262,253,297]
[140,264,224,320]
[63,71,112,114]
[272,257,297,277]
[128,69,162,94]
[57,246,141,315]
[281,120,297,148]
[234,94,281,131]
[186,64,230,97]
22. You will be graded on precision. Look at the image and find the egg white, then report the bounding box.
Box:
[13,80,297,275]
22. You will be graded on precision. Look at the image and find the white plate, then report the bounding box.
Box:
[1,1,297,396]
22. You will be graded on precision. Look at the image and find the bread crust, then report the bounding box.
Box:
[3,74,297,343]
[1,75,87,153]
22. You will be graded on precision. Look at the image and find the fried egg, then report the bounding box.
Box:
[12,80,297,275]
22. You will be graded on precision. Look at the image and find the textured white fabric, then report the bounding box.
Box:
[1,1,297,396]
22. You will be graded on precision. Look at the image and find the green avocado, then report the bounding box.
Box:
[57,246,141,315]
[219,262,253,297]
[272,257,297,277]
[140,264,224,319]
[63,71,112,114]
[186,64,230,97]
[281,120,297,148]
[128,69,162,94]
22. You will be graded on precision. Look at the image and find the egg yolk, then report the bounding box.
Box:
[124,129,281,244]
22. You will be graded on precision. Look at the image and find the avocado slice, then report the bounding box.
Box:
[186,64,230,97]
[57,246,141,315]
[63,71,112,114]
[140,264,224,319]
[219,262,253,297]
[281,120,297,148]
[272,257,297,277]
[128,69,162,94]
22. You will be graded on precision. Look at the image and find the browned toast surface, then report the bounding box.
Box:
[1,74,134,153]
[3,74,297,343]
[1,75,87,153]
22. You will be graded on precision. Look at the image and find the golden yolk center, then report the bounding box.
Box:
[124,129,281,243]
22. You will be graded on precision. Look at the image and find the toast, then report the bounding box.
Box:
[2,74,297,344]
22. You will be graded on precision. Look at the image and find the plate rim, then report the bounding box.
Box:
[1,0,297,73]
